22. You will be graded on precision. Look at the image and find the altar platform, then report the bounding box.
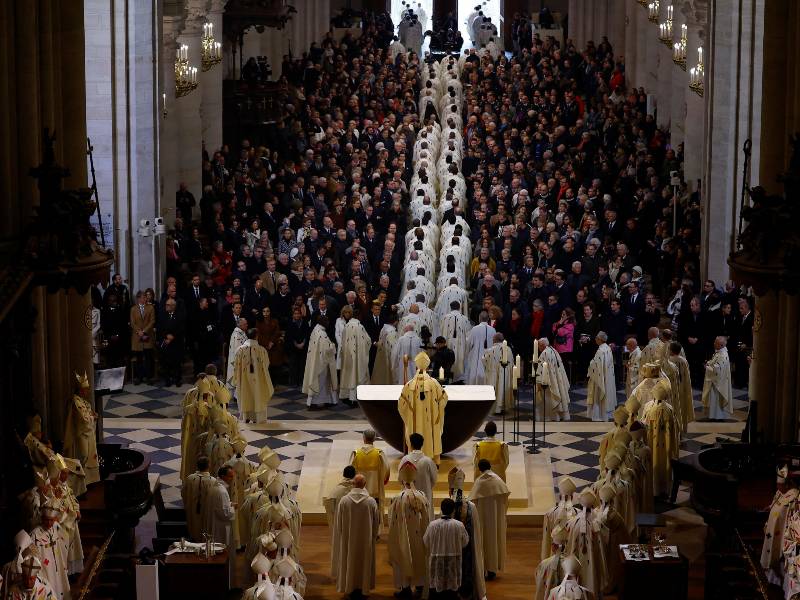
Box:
[296,438,555,525]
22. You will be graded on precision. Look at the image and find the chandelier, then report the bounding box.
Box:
[658,4,673,46]
[648,1,660,23]
[672,24,687,70]
[637,0,648,7]
[689,47,704,96]
[175,44,198,98]
[201,22,222,72]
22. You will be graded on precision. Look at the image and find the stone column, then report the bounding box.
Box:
[175,23,204,206]
[635,7,650,89]
[592,0,609,46]
[607,0,628,58]
[656,18,674,130]
[200,0,225,156]
[625,2,640,86]
[567,0,583,48]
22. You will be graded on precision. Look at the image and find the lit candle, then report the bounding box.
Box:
[698,46,703,63]
[439,367,445,380]
[682,24,687,38]
[673,42,679,59]
[532,340,539,364]
[515,353,521,373]
[502,340,509,363]
[542,361,549,380]
[512,366,518,390]
[162,92,166,112]
[208,22,213,37]
[215,42,221,58]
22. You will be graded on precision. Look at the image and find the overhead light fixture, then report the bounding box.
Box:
[689,46,704,96]
[175,44,198,98]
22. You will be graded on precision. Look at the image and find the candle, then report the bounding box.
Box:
[515,354,521,373]
[541,361,549,381]
[215,42,221,58]
[502,340,509,363]
[439,367,445,380]
[162,92,166,112]
[532,340,539,364]
[512,366,518,390]
[698,46,703,63]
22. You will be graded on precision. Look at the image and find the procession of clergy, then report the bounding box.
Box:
[0,51,740,600]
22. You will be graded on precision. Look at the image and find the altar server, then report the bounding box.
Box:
[586,332,616,421]
[388,461,431,596]
[333,475,380,598]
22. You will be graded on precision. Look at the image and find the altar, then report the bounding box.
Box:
[356,384,496,454]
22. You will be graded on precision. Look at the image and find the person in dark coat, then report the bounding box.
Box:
[158,297,186,386]
[430,336,456,382]
[188,297,220,376]
[285,306,311,386]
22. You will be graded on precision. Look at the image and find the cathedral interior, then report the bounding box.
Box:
[1,0,800,599]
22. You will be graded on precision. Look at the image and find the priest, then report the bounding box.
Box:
[624,337,642,397]
[398,352,448,463]
[547,555,596,600]
[392,325,423,384]
[669,341,695,431]
[639,326,666,367]
[438,301,472,382]
[223,438,256,550]
[469,459,510,580]
[536,338,572,422]
[6,554,57,600]
[227,317,249,387]
[400,433,439,522]
[182,455,217,540]
[586,332,616,421]
[371,317,398,385]
[464,312,496,385]
[481,335,515,415]
[333,474,380,599]
[473,421,509,481]
[388,461,431,597]
[323,466,355,529]
[302,316,338,408]
[435,279,469,319]
[564,489,607,595]
[423,498,470,598]
[535,527,568,600]
[350,429,390,522]
[31,502,70,600]
[63,372,100,487]
[642,382,680,496]
[339,315,372,404]
[180,378,211,480]
[231,328,274,423]
[702,336,734,420]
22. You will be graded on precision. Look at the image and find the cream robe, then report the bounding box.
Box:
[464,323,496,385]
[371,325,398,385]
[639,338,667,369]
[232,339,273,423]
[629,374,672,415]
[546,575,596,600]
[398,373,448,461]
[541,499,578,560]
[53,484,83,574]
[63,393,100,487]
[181,471,217,540]
[323,478,354,530]
[564,508,608,595]
[439,311,472,382]
[223,454,256,547]
[205,433,234,476]
[469,471,510,573]
[435,286,470,320]
[642,399,680,496]
[240,488,269,557]
[250,500,294,560]
[302,324,338,406]
[30,523,70,600]
[669,353,695,431]
[6,577,57,600]
[481,343,514,414]
[227,327,248,383]
[392,331,423,384]
[180,400,210,481]
[702,347,733,420]
[400,451,439,522]
[388,486,431,589]
[631,440,654,513]
[423,517,470,593]
[333,488,379,594]
[535,553,565,600]
[339,318,372,402]
[208,480,236,546]
[625,347,642,398]
[761,488,799,582]
[660,358,682,425]
[537,346,572,421]
[586,343,616,421]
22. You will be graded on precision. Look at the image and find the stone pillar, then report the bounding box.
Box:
[656,39,674,129]
[200,0,225,156]
[567,0,583,48]
[635,7,650,89]
[625,2,640,86]
[176,24,204,206]
[592,0,609,46]
[607,0,628,58]
[701,0,762,285]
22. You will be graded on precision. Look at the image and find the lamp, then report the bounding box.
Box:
[175,44,198,98]
[672,24,687,70]
[658,4,673,47]
[201,22,222,72]
[648,1,660,23]
[689,46,704,96]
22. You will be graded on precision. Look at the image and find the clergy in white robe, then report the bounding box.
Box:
[423,499,470,595]
[669,342,695,431]
[392,326,423,384]
[469,461,510,577]
[481,336,515,414]
[624,338,642,398]
[435,282,469,319]
[227,318,249,384]
[546,555,596,600]
[400,434,440,522]
[232,330,273,423]
[209,466,236,585]
[224,439,256,549]
[31,503,70,600]
[63,373,100,487]
[702,337,734,420]
[536,339,572,421]
[302,321,338,407]
[182,457,217,540]
[323,466,355,529]
[564,490,608,595]
[639,328,667,368]
[388,462,431,594]
[439,305,471,382]
[371,323,398,385]
[464,315,496,385]
[760,468,800,584]
[339,317,372,402]
[333,475,380,597]
[535,527,568,600]
[586,333,616,422]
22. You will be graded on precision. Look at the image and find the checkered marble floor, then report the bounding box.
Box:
[103,378,748,510]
